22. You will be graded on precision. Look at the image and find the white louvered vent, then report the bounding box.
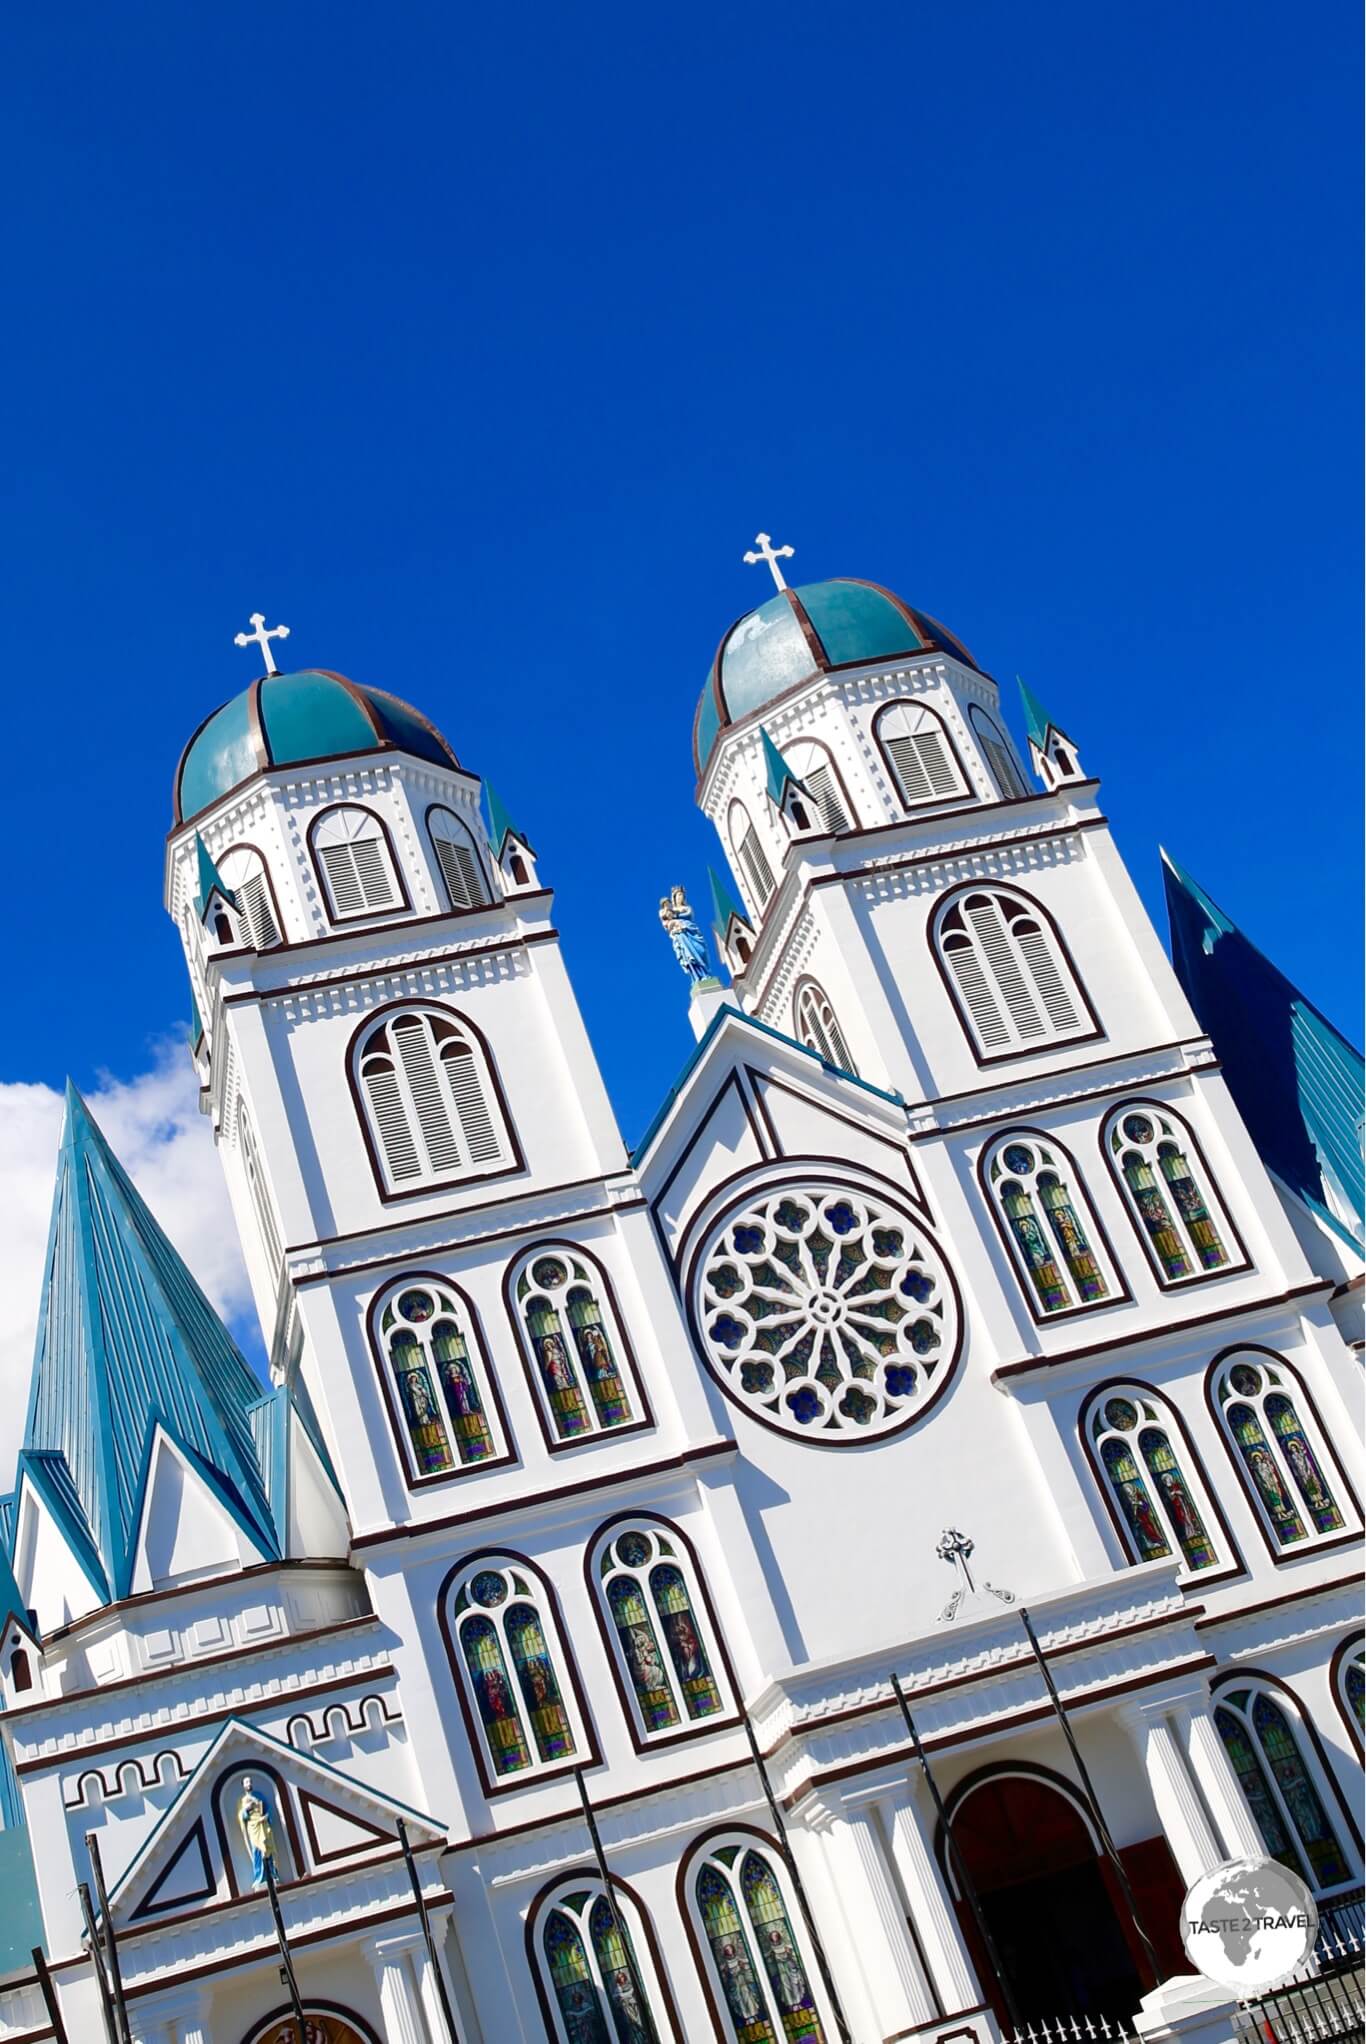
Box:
[878,703,967,809]
[804,764,849,833]
[356,1011,511,1191]
[795,983,856,1074]
[434,833,485,909]
[237,874,281,948]
[938,889,1088,1056]
[313,806,400,919]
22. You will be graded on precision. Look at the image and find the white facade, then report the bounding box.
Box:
[1,603,1361,2044]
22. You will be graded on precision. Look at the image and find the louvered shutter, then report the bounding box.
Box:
[915,728,962,797]
[738,826,775,907]
[943,934,1010,1049]
[805,765,849,833]
[362,1056,422,1181]
[964,896,1044,1039]
[797,991,833,1061]
[824,1009,854,1071]
[392,1018,461,1172]
[435,833,484,909]
[985,736,1025,799]
[443,1043,501,1161]
[319,843,366,917]
[352,836,396,909]
[886,732,933,804]
[1014,919,1080,1031]
[238,873,281,948]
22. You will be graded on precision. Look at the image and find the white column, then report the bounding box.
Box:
[1120,1698,1224,1887]
[885,1786,983,2016]
[412,1940,458,2042]
[369,1930,430,2044]
[130,1988,210,2044]
[1184,1699,1269,1862]
[823,1798,941,2034]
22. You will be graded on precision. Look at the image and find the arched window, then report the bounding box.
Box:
[1210,1351,1349,1550]
[446,1556,586,1787]
[780,739,851,833]
[533,1878,674,2043]
[792,982,856,1075]
[1084,1385,1221,1574]
[237,1100,283,1276]
[1333,1637,1364,1751]
[687,1834,832,2044]
[354,1006,512,1192]
[1214,1682,1355,1895]
[217,846,283,948]
[510,1247,640,1446]
[372,1278,506,1483]
[968,706,1028,799]
[933,885,1090,1057]
[9,1648,31,1694]
[983,1132,1111,1316]
[1103,1103,1236,1286]
[875,700,969,807]
[728,801,776,914]
[428,806,489,910]
[591,1520,729,1743]
[310,805,402,919]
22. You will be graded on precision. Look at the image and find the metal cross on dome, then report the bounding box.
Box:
[743,531,795,592]
[233,611,291,674]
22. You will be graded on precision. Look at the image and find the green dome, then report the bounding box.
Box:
[694,578,981,775]
[175,669,459,823]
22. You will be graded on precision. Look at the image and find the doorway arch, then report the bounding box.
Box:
[242,2006,381,2044]
[938,1764,1153,2024]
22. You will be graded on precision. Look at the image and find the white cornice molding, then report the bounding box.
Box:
[906,1039,1219,1138]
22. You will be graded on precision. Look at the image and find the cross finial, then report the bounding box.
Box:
[233,611,291,675]
[743,532,795,592]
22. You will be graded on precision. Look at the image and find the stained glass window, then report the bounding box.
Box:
[514,1250,636,1443]
[1216,1688,1352,1894]
[1106,1107,1231,1285]
[452,1561,578,1781]
[376,1280,501,1481]
[696,1182,960,1442]
[1212,1354,1346,1549]
[538,1885,664,2044]
[693,1843,827,2043]
[597,1524,726,1739]
[1336,1642,1364,1741]
[1090,1390,1218,1571]
[986,1136,1109,1315]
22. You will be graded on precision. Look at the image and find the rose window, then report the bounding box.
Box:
[695,1183,960,1441]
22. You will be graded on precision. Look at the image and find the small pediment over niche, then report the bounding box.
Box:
[106,1715,442,1927]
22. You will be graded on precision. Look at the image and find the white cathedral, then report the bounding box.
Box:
[0,561,1361,2044]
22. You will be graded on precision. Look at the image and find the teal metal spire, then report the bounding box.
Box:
[17,1086,279,1602]
[484,783,522,857]
[759,726,800,805]
[708,865,751,938]
[1016,676,1055,749]
[194,831,236,921]
[1163,852,1365,1249]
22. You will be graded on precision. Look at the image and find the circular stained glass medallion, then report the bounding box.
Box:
[694,1182,961,1442]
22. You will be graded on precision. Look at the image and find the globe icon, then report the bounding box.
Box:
[1181,1857,1319,1993]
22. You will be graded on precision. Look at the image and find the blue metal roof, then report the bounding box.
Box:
[760,726,798,805]
[1017,676,1054,748]
[708,865,751,939]
[194,832,235,921]
[17,1086,279,1602]
[1164,853,1365,1250]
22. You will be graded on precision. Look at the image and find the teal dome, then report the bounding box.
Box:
[175,669,459,823]
[694,578,981,775]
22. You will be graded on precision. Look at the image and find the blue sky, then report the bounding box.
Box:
[0,3,1359,1182]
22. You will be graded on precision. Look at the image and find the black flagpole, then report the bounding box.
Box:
[740,1712,854,2044]
[396,1818,460,2042]
[572,1768,652,2027]
[1018,1606,1161,1989]
[264,1859,311,2041]
[31,1947,70,2044]
[76,1885,118,2044]
[84,1836,133,2044]
[890,1672,1023,2033]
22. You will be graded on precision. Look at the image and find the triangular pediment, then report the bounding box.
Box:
[106,1716,443,1925]
[130,1428,269,1595]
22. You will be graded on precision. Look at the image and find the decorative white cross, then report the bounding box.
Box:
[936,1525,1015,1623]
[743,532,795,592]
[233,611,291,674]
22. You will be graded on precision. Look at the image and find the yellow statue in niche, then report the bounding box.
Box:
[236,1773,280,1889]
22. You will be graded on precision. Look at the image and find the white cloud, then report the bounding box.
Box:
[0,1039,257,1495]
